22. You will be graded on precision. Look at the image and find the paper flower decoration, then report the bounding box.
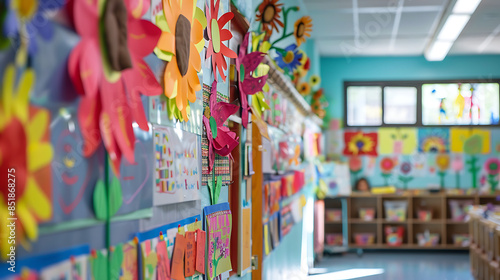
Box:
[68,0,162,175]
[421,137,447,153]
[203,80,240,173]
[349,156,362,181]
[156,0,205,121]
[380,157,395,185]
[398,162,413,189]
[436,154,450,189]
[310,74,321,88]
[311,88,327,119]
[275,44,302,74]
[400,162,412,175]
[3,0,65,60]
[236,32,268,128]
[343,131,378,156]
[0,65,53,258]
[256,0,284,36]
[484,158,500,193]
[294,16,312,46]
[297,82,310,96]
[206,0,237,82]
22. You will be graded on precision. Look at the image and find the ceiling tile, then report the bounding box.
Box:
[358,13,395,37]
[310,12,355,38]
[358,0,396,8]
[317,37,427,56]
[404,0,446,7]
[450,36,500,55]
[304,0,353,11]
[398,12,439,36]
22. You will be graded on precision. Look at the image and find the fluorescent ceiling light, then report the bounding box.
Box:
[425,41,453,61]
[308,269,385,280]
[453,0,482,14]
[438,14,471,41]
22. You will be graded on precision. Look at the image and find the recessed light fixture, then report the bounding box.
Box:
[453,0,482,14]
[438,14,471,41]
[425,41,454,61]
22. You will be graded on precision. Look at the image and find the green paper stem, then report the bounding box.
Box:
[269,6,300,49]
[438,171,446,190]
[488,174,498,194]
[455,171,460,189]
[466,156,479,188]
[398,175,414,190]
[350,169,362,184]
[381,173,391,186]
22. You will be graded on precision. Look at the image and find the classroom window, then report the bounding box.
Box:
[346,86,382,126]
[384,87,417,125]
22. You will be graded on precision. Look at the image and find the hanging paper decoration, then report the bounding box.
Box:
[380,157,396,186]
[435,154,450,189]
[203,80,240,174]
[1,0,65,60]
[311,88,327,119]
[484,158,500,193]
[297,82,311,96]
[206,0,237,81]
[249,32,272,122]
[256,0,284,37]
[236,32,268,128]
[293,16,312,46]
[418,128,449,153]
[275,44,302,74]
[68,0,162,175]
[292,50,310,86]
[155,0,206,121]
[398,161,413,189]
[0,65,53,258]
[343,131,378,156]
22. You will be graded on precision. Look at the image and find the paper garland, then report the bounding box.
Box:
[68,0,162,175]
[0,65,53,259]
[206,0,237,81]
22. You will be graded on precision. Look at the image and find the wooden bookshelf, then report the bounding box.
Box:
[324,192,500,251]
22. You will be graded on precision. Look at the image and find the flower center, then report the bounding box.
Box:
[296,22,305,38]
[211,19,221,53]
[175,14,191,76]
[204,107,211,119]
[283,51,295,64]
[356,140,364,149]
[490,163,498,171]
[13,0,38,19]
[102,0,132,71]
[263,5,276,23]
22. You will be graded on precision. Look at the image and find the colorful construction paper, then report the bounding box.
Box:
[418,128,449,153]
[153,125,201,205]
[156,240,171,280]
[378,128,417,155]
[208,175,223,205]
[41,254,88,279]
[91,250,108,280]
[110,243,124,279]
[185,231,196,277]
[0,66,53,257]
[450,128,490,154]
[241,207,251,272]
[93,177,123,220]
[343,131,378,156]
[171,233,186,280]
[204,203,233,280]
[68,0,162,175]
[196,229,206,274]
[122,241,138,280]
[206,0,238,81]
[155,0,205,121]
[263,223,270,255]
[203,80,240,174]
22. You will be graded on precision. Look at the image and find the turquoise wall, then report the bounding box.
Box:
[320,55,500,119]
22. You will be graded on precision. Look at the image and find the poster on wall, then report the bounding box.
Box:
[153,125,201,205]
[378,128,417,155]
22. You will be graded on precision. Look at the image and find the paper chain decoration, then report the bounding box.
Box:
[68,0,162,175]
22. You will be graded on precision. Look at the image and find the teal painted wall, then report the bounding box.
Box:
[320,55,500,120]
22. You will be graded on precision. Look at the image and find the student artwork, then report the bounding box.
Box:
[1,0,65,60]
[436,154,450,189]
[236,32,268,128]
[93,178,122,220]
[484,158,500,193]
[90,249,108,280]
[153,125,201,205]
[204,203,233,280]
[343,131,378,156]
[463,134,486,189]
[451,154,464,189]
[155,0,206,121]
[450,128,490,154]
[380,157,396,186]
[418,128,449,153]
[378,128,417,155]
[68,0,162,175]
[121,240,138,280]
[203,80,240,174]
[348,156,363,182]
[275,44,303,74]
[0,65,53,258]
[398,161,413,189]
[206,0,237,81]
[311,88,327,119]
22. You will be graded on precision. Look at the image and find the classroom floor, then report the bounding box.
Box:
[309,251,472,280]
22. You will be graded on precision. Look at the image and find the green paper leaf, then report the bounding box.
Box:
[208,176,223,205]
[210,117,218,139]
[91,250,108,280]
[109,177,123,217]
[240,64,245,82]
[110,244,124,280]
[93,180,108,220]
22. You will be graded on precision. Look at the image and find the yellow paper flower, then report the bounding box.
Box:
[297,82,310,96]
[436,154,450,171]
[294,16,312,46]
[310,74,321,87]
[0,65,53,258]
[347,132,375,155]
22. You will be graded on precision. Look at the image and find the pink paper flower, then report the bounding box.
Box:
[484,158,500,176]
[451,155,464,172]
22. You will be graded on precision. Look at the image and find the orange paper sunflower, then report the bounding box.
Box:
[256,0,284,36]
[294,16,312,46]
[206,0,237,82]
[157,0,204,121]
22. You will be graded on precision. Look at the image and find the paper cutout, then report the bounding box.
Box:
[41,254,88,279]
[241,207,251,271]
[275,44,303,74]
[185,231,196,277]
[143,247,158,280]
[380,157,396,186]
[203,80,240,173]
[311,88,327,119]
[206,0,237,81]
[156,240,171,280]
[251,107,270,140]
[484,158,500,193]
[343,131,378,156]
[450,128,490,154]
[378,128,417,155]
[256,0,284,36]
[91,250,108,280]
[68,0,162,175]
[93,177,123,220]
[0,65,53,258]
[451,154,464,189]
[263,223,270,255]
[418,128,449,153]
[398,161,413,189]
[349,156,363,182]
[436,154,450,189]
[153,125,201,205]
[196,229,206,274]
[156,0,205,121]
[15,268,39,280]
[205,204,232,279]
[172,233,186,280]
[208,175,223,205]
[122,241,138,280]
[110,243,124,279]
[236,32,268,128]
[293,16,312,46]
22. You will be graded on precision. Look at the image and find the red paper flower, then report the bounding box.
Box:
[206,0,237,82]
[68,0,162,175]
[349,156,362,172]
[380,157,396,174]
[485,158,500,176]
[236,32,268,128]
[203,80,240,173]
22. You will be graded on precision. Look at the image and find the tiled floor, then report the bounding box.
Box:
[310,251,473,280]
